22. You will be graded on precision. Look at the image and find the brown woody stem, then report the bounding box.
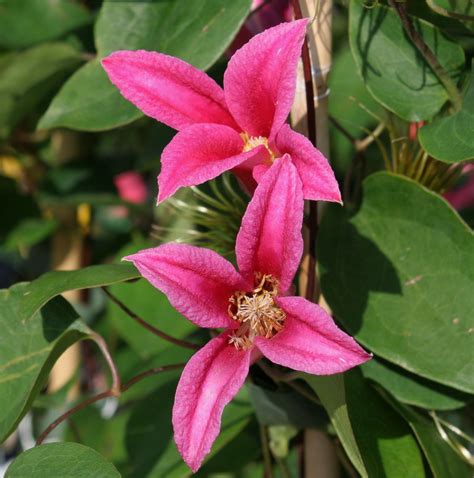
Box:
[388,0,462,112]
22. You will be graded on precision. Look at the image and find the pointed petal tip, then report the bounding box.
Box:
[100,50,127,70]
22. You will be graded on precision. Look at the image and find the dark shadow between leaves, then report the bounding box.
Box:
[41,296,81,342]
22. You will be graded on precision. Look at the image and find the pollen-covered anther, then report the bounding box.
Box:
[240,132,276,162]
[228,273,286,350]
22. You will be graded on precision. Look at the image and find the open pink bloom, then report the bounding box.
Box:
[124,157,369,472]
[102,20,341,204]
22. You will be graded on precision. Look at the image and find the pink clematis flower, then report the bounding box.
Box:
[102,20,341,204]
[125,157,369,472]
[114,171,147,204]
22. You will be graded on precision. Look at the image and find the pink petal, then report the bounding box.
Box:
[157,123,265,203]
[256,296,371,375]
[224,20,308,138]
[276,124,342,203]
[173,333,251,472]
[252,163,271,183]
[124,244,246,328]
[235,155,304,293]
[102,50,237,131]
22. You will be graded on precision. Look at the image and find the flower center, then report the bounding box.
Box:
[228,272,286,350]
[240,132,276,162]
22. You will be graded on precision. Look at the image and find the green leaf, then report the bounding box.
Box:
[0,43,83,137]
[329,47,383,170]
[0,176,41,246]
[14,263,140,321]
[330,45,376,131]
[0,0,91,49]
[105,279,197,359]
[303,374,367,477]
[344,370,427,477]
[3,218,57,251]
[6,443,120,477]
[383,393,472,478]
[0,285,90,443]
[125,379,253,477]
[419,66,474,163]
[39,0,252,131]
[37,60,142,131]
[319,173,474,393]
[94,0,251,61]
[349,0,464,121]
[362,358,471,411]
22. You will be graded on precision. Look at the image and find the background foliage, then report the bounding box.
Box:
[0,0,473,476]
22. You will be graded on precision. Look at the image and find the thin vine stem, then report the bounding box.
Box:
[260,424,274,478]
[36,363,185,446]
[291,0,319,302]
[102,287,199,350]
[388,0,463,112]
[89,332,121,394]
[36,391,112,446]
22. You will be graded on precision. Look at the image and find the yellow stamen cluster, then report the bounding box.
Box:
[240,132,276,162]
[228,272,286,350]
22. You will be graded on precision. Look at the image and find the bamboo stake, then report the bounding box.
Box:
[291,1,340,477]
[48,131,85,397]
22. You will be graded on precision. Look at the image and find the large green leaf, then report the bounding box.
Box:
[125,379,253,477]
[419,66,474,163]
[105,279,197,359]
[0,43,83,137]
[37,59,142,131]
[345,370,426,477]
[303,375,367,477]
[6,443,120,478]
[383,393,472,478]
[319,173,474,393]
[362,358,471,411]
[0,0,91,49]
[349,0,464,121]
[39,0,252,131]
[0,285,90,443]
[305,372,426,477]
[15,263,140,321]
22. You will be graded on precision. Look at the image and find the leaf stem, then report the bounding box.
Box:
[102,287,200,350]
[89,332,121,395]
[36,363,184,446]
[121,363,186,392]
[388,0,463,112]
[36,390,112,445]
